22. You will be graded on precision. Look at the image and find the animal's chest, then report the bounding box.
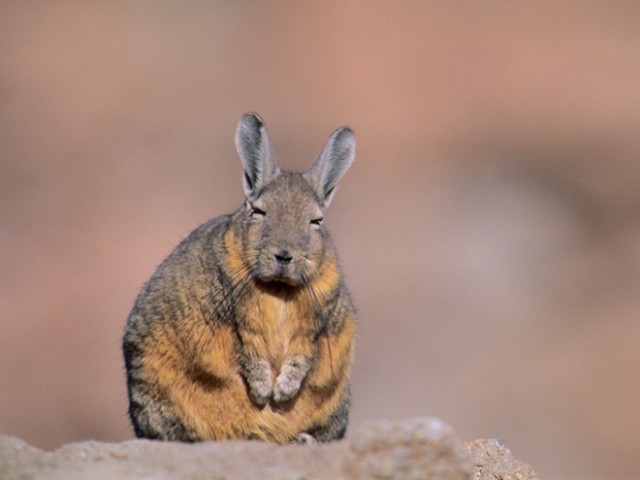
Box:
[245,291,311,364]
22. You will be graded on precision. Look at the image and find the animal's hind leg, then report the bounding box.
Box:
[304,387,350,442]
[127,380,198,441]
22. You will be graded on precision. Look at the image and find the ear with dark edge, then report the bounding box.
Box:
[235,112,280,200]
[304,126,355,207]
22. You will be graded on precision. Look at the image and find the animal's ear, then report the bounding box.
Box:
[305,126,355,208]
[235,112,280,200]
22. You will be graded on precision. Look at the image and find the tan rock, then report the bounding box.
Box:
[0,418,538,480]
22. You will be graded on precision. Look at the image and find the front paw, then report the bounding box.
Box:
[245,362,273,406]
[273,372,302,402]
[248,377,272,406]
[272,355,310,403]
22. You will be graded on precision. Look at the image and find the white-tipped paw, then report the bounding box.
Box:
[248,378,272,406]
[272,355,310,403]
[273,372,302,403]
[294,433,317,444]
[245,362,273,406]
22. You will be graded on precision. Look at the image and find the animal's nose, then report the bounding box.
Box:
[274,250,293,265]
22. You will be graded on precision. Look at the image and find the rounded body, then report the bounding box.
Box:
[123,214,355,442]
[123,113,357,443]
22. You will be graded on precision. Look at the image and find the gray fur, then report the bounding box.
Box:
[273,354,312,403]
[235,112,280,200]
[305,126,355,207]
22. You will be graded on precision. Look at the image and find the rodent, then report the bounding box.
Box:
[122,113,356,444]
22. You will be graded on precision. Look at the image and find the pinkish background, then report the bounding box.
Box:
[2,2,639,479]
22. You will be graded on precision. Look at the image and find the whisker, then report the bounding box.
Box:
[301,273,334,378]
[186,250,256,364]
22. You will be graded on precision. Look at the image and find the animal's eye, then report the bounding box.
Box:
[250,205,266,217]
[310,217,324,225]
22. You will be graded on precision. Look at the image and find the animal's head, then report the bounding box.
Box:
[234,112,355,287]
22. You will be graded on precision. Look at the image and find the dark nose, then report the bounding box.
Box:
[274,250,293,265]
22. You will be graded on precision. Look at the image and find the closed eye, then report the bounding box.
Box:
[310,217,323,225]
[250,205,266,217]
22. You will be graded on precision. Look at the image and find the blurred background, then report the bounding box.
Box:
[1,2,639,479]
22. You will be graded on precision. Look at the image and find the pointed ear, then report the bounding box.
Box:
[305,126,355,207]
[235,112,280,200]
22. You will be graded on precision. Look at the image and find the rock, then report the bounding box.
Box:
[464,439,538,480]
[346,417,472,480]
[0,418,538,480]
[0,434,43,474]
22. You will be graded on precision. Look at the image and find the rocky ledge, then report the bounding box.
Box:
[1,417,537,480]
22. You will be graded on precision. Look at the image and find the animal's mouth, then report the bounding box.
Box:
[256,270,303,287]
[250,250,307,286]
[255,279,299,296]
[253,261,305,287]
